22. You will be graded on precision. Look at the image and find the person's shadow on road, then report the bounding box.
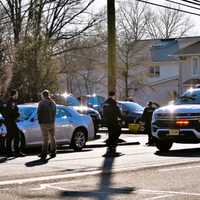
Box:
[155,148,200,157]
[60,151,135,200]
[25,158,50,167]
[0,157,7,163]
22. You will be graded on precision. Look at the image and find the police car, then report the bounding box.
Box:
[152,88,200,152]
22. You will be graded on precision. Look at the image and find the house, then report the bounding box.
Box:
[174,41,200,93]
[131,37,200,106]
[59,36,200,105]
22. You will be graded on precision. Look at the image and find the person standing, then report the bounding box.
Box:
[103,91,122,156]
[142,101,159,146]
[37,90,56,160]
[4,90,24,157]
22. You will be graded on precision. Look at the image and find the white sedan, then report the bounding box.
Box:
[0,103,95,151]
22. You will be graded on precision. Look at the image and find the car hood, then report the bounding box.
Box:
[155,104,200,114]
[72,106,98,113]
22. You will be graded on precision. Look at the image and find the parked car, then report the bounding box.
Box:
[54,94,101,135]
[117,101,144,132]
[0,103,95,152]
[78,94,106,114]
[152,88,200,152]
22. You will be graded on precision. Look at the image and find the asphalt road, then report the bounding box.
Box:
[1,133,200,199]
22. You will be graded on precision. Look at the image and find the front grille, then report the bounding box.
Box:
[154,120,200,131]
[156,113,200,119]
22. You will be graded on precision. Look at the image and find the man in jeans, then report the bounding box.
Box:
[38,90,56,160]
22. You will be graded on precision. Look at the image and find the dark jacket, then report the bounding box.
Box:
[37,98,56,124]
[2,98,19,122]
[142,103,159,125]
[103,97,121,125]
[141,106,155,125]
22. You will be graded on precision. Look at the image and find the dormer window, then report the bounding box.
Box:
[149,65,160,77]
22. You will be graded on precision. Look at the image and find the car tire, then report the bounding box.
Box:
[71,129,87,152]
[155,139,173,152]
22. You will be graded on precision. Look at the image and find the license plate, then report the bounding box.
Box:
[169,129,179,135]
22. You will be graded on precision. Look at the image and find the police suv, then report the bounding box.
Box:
[152,88,200,152]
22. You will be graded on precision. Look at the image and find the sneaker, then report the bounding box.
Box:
[146,142,155,146]
[15,152,26,157]
[50,153,56,158]
[38,153,47,160]
[105,147,116,157]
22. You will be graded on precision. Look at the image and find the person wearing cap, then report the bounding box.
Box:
[142,101,159,146]
[4,89,24,157]
[103,91,122,156]
[37,90,56,160]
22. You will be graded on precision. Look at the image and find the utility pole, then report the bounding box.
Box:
[107,0,116,94]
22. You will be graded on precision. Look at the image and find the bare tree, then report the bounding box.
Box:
[0,7,12,95]
[0,0,103,100]
[117,0,150,98]
[59,25,107,96]
[146,4,194,39]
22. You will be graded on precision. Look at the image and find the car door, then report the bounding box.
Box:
[55,107,73,143]
[21,108,42,146]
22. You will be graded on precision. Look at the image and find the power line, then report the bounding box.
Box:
[180,0,200,6]
[165,0,200,10]
[136,0,200,16]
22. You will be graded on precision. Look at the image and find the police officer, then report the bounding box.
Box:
[142,101,159,146]
[4,90,24,157]
[103,91,122,156]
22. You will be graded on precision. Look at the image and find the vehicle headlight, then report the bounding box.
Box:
[152,113,157,122]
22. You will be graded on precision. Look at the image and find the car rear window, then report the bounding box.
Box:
[120,102,144,112]
[19,107,36,121]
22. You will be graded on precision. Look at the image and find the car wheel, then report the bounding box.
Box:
[155,139,173,152]
[71,129,87,151]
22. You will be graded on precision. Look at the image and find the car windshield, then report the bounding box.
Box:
[87,96,105,106]
[175,89,200,105]
[66,96,80,106]
[18,107,36,121]
[121,102,144,112]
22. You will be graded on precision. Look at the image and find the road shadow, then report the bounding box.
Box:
[24,147,92,157]
[0,157,7,163]
[25,158,49,167]
[86,141,140,149]
[60,151,135,199]
[155,147,200,157]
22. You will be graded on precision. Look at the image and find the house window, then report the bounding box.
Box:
[192,56,200,76]
[149,65,160,77]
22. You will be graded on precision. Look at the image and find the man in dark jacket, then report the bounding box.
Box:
[142,101,159,146]
[4,90,24,157]
[38,90,56,160]
[103,91,122,156]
